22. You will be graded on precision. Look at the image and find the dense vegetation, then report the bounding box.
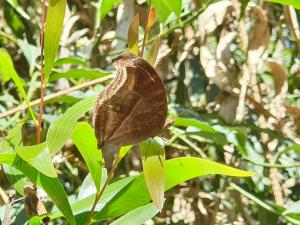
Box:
[1,0,300,224]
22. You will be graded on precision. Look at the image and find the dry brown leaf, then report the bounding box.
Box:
[198,0,234,43]
[247,4,269,65]
[267,59,288,96]
[283,6,300,52]
[219,95,239,123]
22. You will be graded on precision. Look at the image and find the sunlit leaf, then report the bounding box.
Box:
[0,123,27,195]
[265,0,300,9]
[110,203,158,225]
[6,0,30,20]
[128,14,139,55]
[0,153,76,225]
[147,7,157,29]
[47,96,97,155]
[92,157,254,221]
[17,39,40,73]
[146,36,160,65]
[16,142,56,178]
[44,0,67,82]
[140,138,165,210]
[152,0,182,22]
[72,122,104,191]
[54,57,87,67]
[51,176,136,219]
[0,49,36,121]
[48,69,111,82]
[118,145,133,160]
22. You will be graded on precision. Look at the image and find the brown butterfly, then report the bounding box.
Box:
[93,52,169,147]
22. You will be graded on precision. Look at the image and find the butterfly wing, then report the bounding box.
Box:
[93,53,167,147]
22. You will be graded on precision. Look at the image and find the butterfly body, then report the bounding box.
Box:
[93,52,168,147]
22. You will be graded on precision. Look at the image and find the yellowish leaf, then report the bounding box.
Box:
[128,14,139,55]
[147,7,157,29]
[146,36,160,65]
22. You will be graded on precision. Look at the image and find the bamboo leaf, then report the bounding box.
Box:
[0,49,36,121]
[146,36,160,65]
[0,153,76,225]
[48,69,111,82]
[140,138,165,210]
[0,123,27,195]
[16,142,57,178]
[92,157,254,221]
[147,7,157,29]
[72,122,104,191]
[44,0,67,82]
[128,14,139,55]
[47,96,97,155]
[265,0,300,9]
[110,203,158,225]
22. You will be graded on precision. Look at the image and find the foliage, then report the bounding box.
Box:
[1,0,300,225]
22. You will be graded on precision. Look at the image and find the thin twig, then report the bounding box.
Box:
[0,75,113,120]
[83,154,120,225]
[37,0,46,143]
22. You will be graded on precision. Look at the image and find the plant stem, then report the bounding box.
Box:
[140,0,152,57]
[0,75,113,120]
[84,154,120,225]
[37,0,46,144]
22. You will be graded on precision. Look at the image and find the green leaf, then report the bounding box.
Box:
[264,0,300,9]
[51,176,136,219]
[48,69,111,82]
[0,153,76,225]
[54,57,87,67]
[173,117,228,145]
[44,0,67,82]
[140,138,165,210]
[0,49,36,121]
[16,142,57,178]
[118,145,133,160]
[110,203,159,225]
[72,122,104,191]
[6,0,30,20]
[3,2,25,38]
[17,39,40,73]
[283,200,300,215]
[47,96,97,155]
[146,36,160,66]
[98,0,122,22]
[152,0,182,22]
[93,157,254,221]
[0,123,27,195]
[77,170,107,200]
[230,183,300,225]
[28,216,43,225]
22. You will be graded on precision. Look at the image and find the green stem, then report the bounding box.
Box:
[83,154,120,225]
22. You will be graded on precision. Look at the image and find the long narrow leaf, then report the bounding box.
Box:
[72,122,103,191]
[92,157,254,221]
[0,153,76,225]
[0,49,36,121]
[47,96,97,155]
[44,0,67,82]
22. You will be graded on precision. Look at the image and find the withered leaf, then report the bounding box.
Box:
[93,52,168,147]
